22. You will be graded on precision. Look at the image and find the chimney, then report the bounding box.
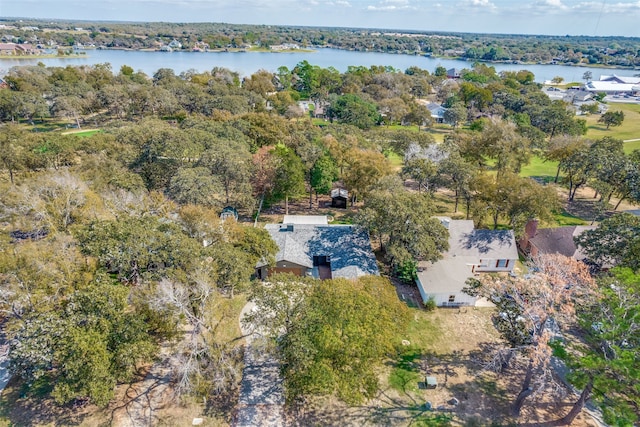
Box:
[519,219,539,251]
[524,219,539,239]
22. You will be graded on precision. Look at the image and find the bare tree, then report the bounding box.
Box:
[465,253,596,417]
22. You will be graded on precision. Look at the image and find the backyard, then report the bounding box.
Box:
[285,302,600,426]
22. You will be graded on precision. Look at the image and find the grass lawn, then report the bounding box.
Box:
[384,150,404,171]
[61,129,102,137]
[624,139,640,154]
[519,156,559,182]
[584,103,640,144]
[553,210,588,226]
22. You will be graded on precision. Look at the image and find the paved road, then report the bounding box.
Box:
[234,303,285,427]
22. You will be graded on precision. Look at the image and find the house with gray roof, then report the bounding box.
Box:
[256,220,379,280]
[426,102,447,123]
[416,218,518,307]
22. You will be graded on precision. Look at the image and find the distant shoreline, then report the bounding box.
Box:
[0,53,87,60]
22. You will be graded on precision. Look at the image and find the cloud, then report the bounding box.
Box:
[462,0,497,9]
[536,0,568,9]
[366,0,415,11]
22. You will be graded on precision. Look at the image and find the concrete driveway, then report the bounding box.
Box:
[234,302,285,427]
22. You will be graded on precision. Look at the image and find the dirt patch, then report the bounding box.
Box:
[560,185,639,222]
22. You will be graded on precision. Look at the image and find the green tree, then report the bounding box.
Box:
[197,138,253,206]
[475,118,531,178]
[574,213,640,271]
[434,66,447,77]
[328,94,380,129]
[0,123,26,184]
[247,275,411,404]
[310,151,339,202]
[402,157,441,194]
[545,136,587,183]
[168,166,222,207]
[76,215,201,284]
[443,102,467,128]
[8,278,159,407]
[598,110,625,129]
[272,144,305,215]
[438,150,479,217]
[342,149,392,204]
[356,189,449,270]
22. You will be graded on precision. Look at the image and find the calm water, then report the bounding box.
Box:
[1,47,638,83]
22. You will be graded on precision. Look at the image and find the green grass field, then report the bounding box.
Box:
[61,128,102,137]
[553,210,588,226]
[584,103,640,147]
[519,156,559,181]
[624,139,640,154]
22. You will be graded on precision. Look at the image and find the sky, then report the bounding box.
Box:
[2,0,640,37]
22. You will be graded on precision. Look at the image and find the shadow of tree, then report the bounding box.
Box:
[0,376,103,427]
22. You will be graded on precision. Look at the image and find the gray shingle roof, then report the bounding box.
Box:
[260,224,379,279]
[416,219,518,298]
[446,219,519,259]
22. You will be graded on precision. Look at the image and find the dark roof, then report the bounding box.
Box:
[260,224,379,279]
[528,226,596,259]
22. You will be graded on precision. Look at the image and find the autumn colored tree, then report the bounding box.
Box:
[547,268,640,426]
[464,254,595,417]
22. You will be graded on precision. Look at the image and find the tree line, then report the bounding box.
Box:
[3,18,640,68]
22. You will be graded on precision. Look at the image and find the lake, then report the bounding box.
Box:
[1,47,638,83]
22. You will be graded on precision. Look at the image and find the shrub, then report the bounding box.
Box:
[424,296,437,311]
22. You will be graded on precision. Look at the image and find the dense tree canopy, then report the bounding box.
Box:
[574,213,640,271]
[356,189,449,270]
[247,274,410,404]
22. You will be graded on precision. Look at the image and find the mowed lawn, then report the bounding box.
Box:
[519,156,559,181]
[61,128,102,137]
[584,103,640,152]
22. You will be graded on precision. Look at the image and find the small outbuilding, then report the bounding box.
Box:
[331,188,349,209]
[425,376,437,389]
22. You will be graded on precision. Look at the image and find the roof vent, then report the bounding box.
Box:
[440,218,450,229]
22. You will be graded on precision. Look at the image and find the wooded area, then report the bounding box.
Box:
[2,18,640,68]
[0,48,639,425]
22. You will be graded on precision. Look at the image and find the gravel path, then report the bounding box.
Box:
[113,342,178,427]
[234,302,285,427]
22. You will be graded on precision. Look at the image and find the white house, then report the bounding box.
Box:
[416,218,519,307]
[426,102,447,123]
